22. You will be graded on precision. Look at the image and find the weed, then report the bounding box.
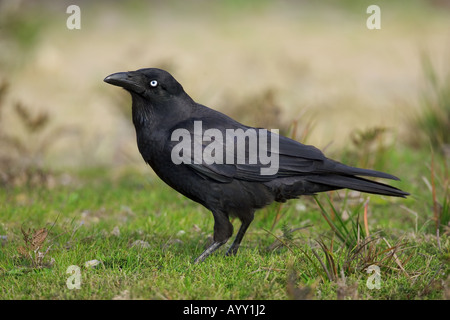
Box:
[16,226,54,269]
[341,126,393,172]
[314,193,366,249]
[288,194,413,295]
[423,150,450,238]
[0,80,75,187]
[407,53,450,151]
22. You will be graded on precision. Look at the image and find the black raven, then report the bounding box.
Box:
[104,68,408,263]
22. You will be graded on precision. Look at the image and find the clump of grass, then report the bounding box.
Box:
[340,126,393,173]
[278,193,448,299]
[422,150,450,236]
[0,80,74,187]
[16,226,54,270]
[310,195,409,281]
[408,54,450,151]
[313,193,367,249]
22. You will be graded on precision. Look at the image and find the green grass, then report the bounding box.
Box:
[0,0,448,301]
[406,53,450,150]
[0,147,448,300]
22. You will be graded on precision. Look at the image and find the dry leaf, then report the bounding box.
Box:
[21,226,31,246]
[31,228,48,251]
[17,246,28,256]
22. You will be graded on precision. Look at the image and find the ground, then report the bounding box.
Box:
[0,0,449,300]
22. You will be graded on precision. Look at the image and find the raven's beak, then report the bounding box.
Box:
[104,72,145,94]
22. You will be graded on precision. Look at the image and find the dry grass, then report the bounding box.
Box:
[0,1,449,169]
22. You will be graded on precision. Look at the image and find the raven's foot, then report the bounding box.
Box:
[194,240,227,264]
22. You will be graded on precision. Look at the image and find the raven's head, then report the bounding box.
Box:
[104,68,185,101]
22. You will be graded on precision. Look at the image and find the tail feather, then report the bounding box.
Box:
[306,174,409,198]
[328,161,401,181]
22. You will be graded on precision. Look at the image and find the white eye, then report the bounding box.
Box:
[150,80,158,87]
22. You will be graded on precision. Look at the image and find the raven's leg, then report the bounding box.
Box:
[194,211,233,264]
[194,241,226,264]
[225,210,254,256]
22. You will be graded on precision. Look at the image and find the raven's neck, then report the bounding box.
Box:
[131,94,192,129]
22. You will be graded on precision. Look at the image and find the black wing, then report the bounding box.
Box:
[164,107,399,184]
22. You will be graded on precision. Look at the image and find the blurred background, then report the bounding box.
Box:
[0,0,449,184]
